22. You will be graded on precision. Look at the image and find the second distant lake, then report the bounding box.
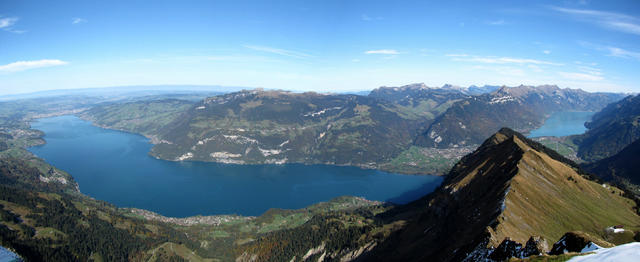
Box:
[29,115,442,217]
[528,111,595,138]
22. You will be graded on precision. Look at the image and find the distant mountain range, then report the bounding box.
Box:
[79,84,627,175]
[415,85,625,148]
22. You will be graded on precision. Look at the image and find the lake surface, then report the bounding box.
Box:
[528,111,595,138]
[29,115,442,217]
[0,246,20,262]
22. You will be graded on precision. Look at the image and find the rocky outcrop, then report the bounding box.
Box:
[522,236,549,257]
[549,231,611,255]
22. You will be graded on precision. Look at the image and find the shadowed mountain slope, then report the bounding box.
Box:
[415,85,624,148]
[583,138,640,186]
[575,94,640,162]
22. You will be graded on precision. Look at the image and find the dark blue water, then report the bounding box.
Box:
[528,111,595,138]
[29,115,441,217]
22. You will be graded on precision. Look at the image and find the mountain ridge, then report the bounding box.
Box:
[360,127,639,261]
[415,85,625,148]
[574,94,640,162]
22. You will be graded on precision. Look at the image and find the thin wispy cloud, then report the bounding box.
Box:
[550,6,640,35]
[607,46,640,60]
[445,54,469,57]
[0,17,17,28]
[487,19,506,25]
[579,41,640,61]
[72,17,87,24]
[365,49,399,55]
[361,14,382,21]
[528,64,543,72]
[543,50,551,54]
[0,16,24,33]
[559,62,604,81]
[450,54,562,65]
[0,59,68,73]
[472,65,525,77]
[244,45,312,59]
[559,71,604,81]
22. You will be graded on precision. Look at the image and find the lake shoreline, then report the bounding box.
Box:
[76,113,442,176]
[29,115,443,217]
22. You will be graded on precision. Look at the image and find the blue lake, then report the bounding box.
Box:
[29,115,442,217]
[528,111,595,138]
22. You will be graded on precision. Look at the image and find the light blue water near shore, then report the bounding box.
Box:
[528,111,595,138]
[29,115,442,217]
[0,246,21,262]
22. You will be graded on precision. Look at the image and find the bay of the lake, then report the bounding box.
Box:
[528,111,595,138]
[29,115,442,217]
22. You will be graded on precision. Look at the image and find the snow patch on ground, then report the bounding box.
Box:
[580,242,602,253]
[223,135,258,144]
[605,226,625,233]
[489,96,516,104]
[569,242,640,262]
[210,152,242,159]
[302,242,325,260]
[304,107,341,117]
[258,147,281,157]
[175,152,193,161]
[429,130,443,143]
[264,158,287,165]
[39,175,68,185]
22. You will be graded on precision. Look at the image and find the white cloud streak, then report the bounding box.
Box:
[0,16,24,33]
[72,17,87,24]
[607,46,640,60]
[559,72,604,81]
[550,6,640,35]
[0,59,68,73]
[365,49,400,55]
[579,41,640,61]
[244,45,312,59]
[450,55,562,65]
[487,19,506,25]
[0,17,18,28]
[361,14,382,21]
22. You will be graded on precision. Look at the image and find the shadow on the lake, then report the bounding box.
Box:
[385,178,443,204]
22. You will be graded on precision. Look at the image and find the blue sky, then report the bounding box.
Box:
[1,0,639,95]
